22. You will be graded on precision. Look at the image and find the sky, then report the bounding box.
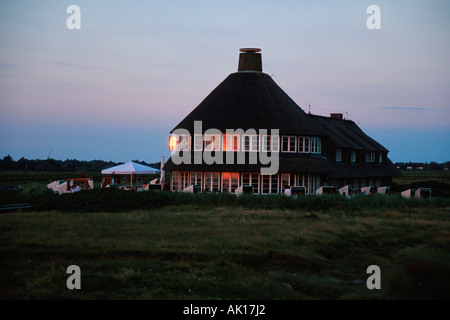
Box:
[0,0,449,163]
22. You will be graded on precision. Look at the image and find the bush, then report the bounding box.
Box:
[1,187,449,213]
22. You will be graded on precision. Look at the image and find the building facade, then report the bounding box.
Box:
[163,48,397,194]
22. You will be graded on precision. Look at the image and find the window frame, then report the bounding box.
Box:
[242,135,260,152]
[366,151,375,163]
[310,137,321,154]
[281,136,297,153]
[223,133,240,151]
[204,134,221,152]
[336,148,343,162]
[351,151,356,163]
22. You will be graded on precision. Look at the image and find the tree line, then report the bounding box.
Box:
[0,155,162,172]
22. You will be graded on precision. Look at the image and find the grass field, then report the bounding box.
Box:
[0,170,449,300]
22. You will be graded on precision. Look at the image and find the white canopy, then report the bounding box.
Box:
[101,161,160,175]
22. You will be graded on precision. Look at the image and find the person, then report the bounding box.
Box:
[284,188,291,197]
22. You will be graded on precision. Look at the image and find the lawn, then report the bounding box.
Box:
[0,170,449,300]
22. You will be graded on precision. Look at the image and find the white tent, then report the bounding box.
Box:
[101,161,160,175]
[101,162,160,188]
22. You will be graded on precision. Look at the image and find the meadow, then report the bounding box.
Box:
[0,170,449,300]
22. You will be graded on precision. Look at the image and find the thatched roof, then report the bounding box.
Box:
[165,48,397,179]
[310,115,388,152]
[171,71,325,137]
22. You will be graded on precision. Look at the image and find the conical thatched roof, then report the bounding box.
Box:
[171,54,325,136]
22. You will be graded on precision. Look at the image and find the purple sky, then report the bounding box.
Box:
[0,0,449,163]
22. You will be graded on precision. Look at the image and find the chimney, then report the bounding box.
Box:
[238,48,262,72]
[330,113,343,120]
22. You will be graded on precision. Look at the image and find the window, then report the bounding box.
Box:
[294,174,307,187]
[281,136,296,152]
[336,148,342,162]
[204,134,221,151]
[222,172,239,193]
[298,136,310,153]
[242,173,260,194]
[262,135,280,152]
[223,133,240,151]
[281,173,290,192]
[190,172,202,189]
[366,151,375,163]
[351,151,356,163]
[309,174,321,194]
[171,171,189,191]
[204,172,220,192]
[353,178,360,190]
[311,137,321,154]
[378,153,383,164]
[261,174,279,194]
[169,135,190,151]
[271,135,279,152]
[242,135,259,152]
[193,135,203,151]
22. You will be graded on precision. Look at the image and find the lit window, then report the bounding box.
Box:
[169,135,190,151]
[169,135,177,151]
[281,136,296,152]
[222,172,239,193]
[223,133,240,151]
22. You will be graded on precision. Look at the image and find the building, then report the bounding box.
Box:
[163,48,398,194]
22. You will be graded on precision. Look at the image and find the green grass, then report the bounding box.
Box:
[1,207,449,299]
[1,170,449,299]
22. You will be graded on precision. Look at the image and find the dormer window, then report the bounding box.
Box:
[311,137,321,154]
[193,134,203,151]
[243,135,260,152]
[379,153,383,164]
[351,151,356,163]
[282,136,296,153]
[204,134,221,151]
[262,135,279,152]
[223,133,240,151]
[366,151,375,163]
[336,148,342,162]
[169,134,190,151]
[298,136,310,153]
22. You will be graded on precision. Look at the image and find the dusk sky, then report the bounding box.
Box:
[0,0,449,164]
